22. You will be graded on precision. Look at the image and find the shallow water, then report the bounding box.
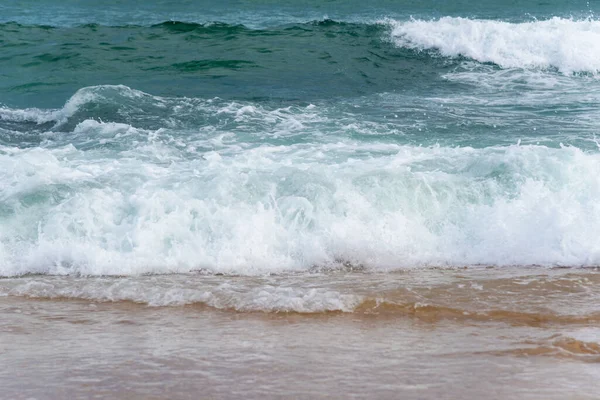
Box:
[2,267,599,399]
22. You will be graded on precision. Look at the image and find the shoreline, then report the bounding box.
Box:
[2,293,599,399]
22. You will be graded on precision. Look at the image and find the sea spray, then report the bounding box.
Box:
[388,17,600,73]
[1,88,600,276]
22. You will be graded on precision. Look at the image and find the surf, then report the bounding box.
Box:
[2,87,600,276]
[388,16,600,74]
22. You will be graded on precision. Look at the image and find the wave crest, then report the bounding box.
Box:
[388,17,600,74]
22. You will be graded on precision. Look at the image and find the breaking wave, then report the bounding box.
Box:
[389,17,600,74]
[1,85,600,276]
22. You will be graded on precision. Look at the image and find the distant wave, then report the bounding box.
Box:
[388,17,600,74]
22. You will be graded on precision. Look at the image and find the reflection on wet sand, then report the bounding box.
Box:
[1,267,598,399]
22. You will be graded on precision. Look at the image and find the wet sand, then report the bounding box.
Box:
[1,267,599,399]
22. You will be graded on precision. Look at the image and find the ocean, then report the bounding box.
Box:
[1,1,599,399]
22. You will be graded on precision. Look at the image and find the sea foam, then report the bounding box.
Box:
[3,278,362,312]
[388,17,600,74]
[1,138,600,276]
[1,86,600,276]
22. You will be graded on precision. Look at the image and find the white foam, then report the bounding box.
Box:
[3,279,362,312]
[1,135,600,276]
[2,85,600,276]
[0,105,61,125]
[2,85,326,148]
[388,17,600,74]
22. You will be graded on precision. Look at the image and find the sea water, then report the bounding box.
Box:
[1,1,599,398]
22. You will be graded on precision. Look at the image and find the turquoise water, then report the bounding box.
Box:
[1,1,600,275]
